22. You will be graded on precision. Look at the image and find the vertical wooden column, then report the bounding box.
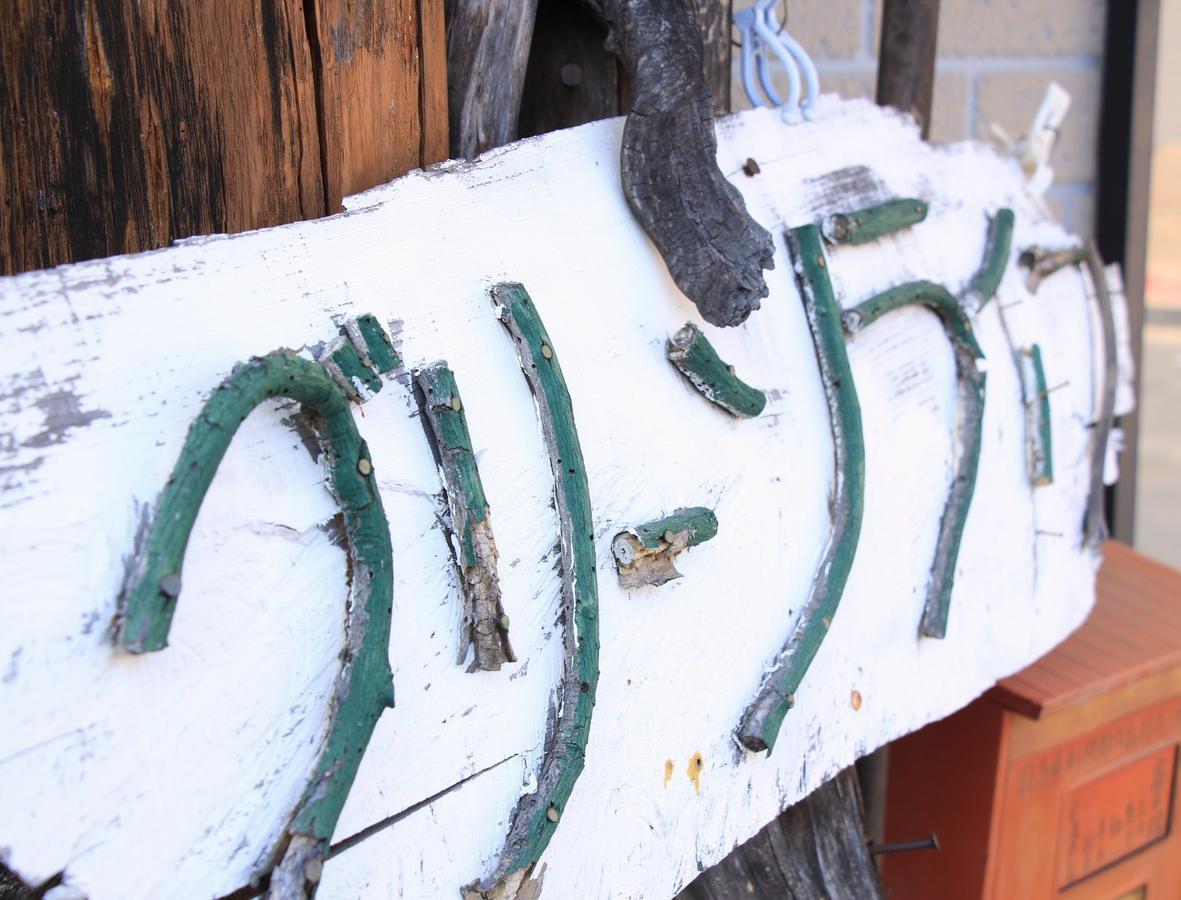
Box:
[0,0,448,277]
[876,0,941,139]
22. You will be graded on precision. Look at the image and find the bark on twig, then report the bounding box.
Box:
[737,226,865,754]
[667,323,766,418]
[613,507,719,588]
[480,283,599,891]
[844,280,986,641]
[1082,244,1117,548]
[1018,345,1055,487]
[416,362,514,671]
[1019,244,1089,294]
[112,352,395,900]
[822,198,928,246]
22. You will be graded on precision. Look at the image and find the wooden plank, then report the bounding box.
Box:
[0,101,1104,899]
[679,769,883,900]
[992,542,1181,718]
[0,0,446,277]
[876,0,941,139]
[309,0,428,207]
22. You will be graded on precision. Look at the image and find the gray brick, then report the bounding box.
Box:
[975,69,1101,183]
[732,0,865,60]
[929,70,970,144]
[870,0,1104,58]
[936,0,1106,57]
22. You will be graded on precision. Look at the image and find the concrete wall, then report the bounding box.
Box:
[731,0,1107,238]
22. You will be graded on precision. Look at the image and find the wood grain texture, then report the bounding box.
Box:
[445,0,540,158]
[876,0,941,140]
[679,769,884,900]
[0,101,1107,899]
[0,0,446,276]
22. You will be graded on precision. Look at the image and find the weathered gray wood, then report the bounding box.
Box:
[678,769,885,900]
[518,0,625,139]
[690,0,732,116]
[445,0,540,158]
[876,0,941,140]
[584,0,774,326]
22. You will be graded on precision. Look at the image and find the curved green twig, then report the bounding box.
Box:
[415,362,514,671]
[1018,345,1054,487]
[963,208,1015,313]
[737,226,865,754]
[1083,244,1117,547]
[822,198,928,246]
[482,283,599,887]
[844,281,986,640]
[111,352,394,899]
[668,323,767,418]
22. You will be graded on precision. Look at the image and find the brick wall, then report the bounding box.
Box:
[730,0,1107,238]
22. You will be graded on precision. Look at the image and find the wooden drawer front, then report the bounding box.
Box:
[1056,744,1176,888]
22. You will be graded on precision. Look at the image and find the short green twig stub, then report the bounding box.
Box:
[963,208,1015,312]
[737,226,865,754]
[320,314,401,402]
[1018,345,1054,487]
[844,281,987,640]
[667,322,767,418]
[111,352,394,899]
[1019,245,1089,293]
[415,362,514,671]
[822,198,928,246]
[612,506,719,588]
[482,283,599,888]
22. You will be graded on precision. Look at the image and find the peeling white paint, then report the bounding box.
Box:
[0,98,1105,899]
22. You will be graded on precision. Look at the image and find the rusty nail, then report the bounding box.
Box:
[357,458,373,476]
[869,832,940,856]
[560,63,583,87]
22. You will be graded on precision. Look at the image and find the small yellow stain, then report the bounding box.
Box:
[687,752,704,794]
[851,690,863,711]
[664,759,674,788]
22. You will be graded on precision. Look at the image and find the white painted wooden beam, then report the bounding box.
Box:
[0,98,1106,899]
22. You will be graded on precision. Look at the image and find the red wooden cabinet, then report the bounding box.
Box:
[884,542,1181,899]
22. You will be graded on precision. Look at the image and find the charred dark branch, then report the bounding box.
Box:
[584,0,775,327]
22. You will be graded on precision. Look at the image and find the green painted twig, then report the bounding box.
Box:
[481,283,599,888]
[111,352,394,899]
[415,362,514,671]
[737,226,865,754]
[1019,245,1088,293]
[962,208,1015,313]
[843,281,987,640]
[1018,345,1054,487]
[667,323,766,418]
[1083,244,1117,548]
[822,198,928,246]
[320,314,401,401]
[612,506,719,588]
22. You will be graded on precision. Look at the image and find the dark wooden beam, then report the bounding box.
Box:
[677,769,885,900]
[876,0,942,139]
[1096,0,1161,543]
